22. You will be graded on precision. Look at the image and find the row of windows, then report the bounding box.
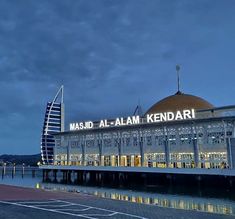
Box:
[41,138,55,143]
[42,155,53,160]
[46,111,61,116]
[61,135,228,148]
[46,126,61,131]
[200,153,227,160]
[41,143,55,147]
[61,131,233,144]
[46,108,61,113]
[41,150,54,155]
[45,115,61,120]
[48,118,61,123]
[54,153,228,169]
[46,106,61,111]
[47,102,61,107]
[42,134,54,139]
[44,122,61,127]
[41,146,54,150]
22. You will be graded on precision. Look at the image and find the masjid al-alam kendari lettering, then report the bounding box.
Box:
[41,66,235,171]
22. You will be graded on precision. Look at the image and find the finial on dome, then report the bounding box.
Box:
[176,64,181,94]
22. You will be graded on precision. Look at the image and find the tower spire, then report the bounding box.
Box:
[52,85,64,103]
[176,64,181,94]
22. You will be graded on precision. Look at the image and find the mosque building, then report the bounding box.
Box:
[42,67,235,170]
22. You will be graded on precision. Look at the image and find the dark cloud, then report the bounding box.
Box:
[0,0,235,154]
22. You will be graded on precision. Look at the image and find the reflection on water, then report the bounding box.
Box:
[40,183,235,216]
[1,166,235,216]
[1,166,42,188]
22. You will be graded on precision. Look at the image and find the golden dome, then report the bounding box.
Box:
[146,91,214,114]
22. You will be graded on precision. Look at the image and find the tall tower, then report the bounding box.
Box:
[41,86,64,165]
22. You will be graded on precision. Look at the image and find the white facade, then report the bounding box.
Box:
[53,106,235,169]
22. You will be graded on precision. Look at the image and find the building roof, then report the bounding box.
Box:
[145,91,214,114]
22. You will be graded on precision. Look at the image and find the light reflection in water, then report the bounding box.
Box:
[39,183,235,216]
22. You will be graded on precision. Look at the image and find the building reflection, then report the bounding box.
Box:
[39,183,234,216]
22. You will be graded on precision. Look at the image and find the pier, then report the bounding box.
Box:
[1,166,40,179]
[40,165,235,188]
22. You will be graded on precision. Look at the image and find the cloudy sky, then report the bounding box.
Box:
[0,0,235,154]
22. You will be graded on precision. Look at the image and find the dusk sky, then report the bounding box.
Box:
[0,0,235,154]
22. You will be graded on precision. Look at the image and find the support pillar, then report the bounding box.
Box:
[62,170,67,183]
[76,171,83,184]
[67,171,72,184]
[83,171,86,185]
[32,169,35,178]
[44,169,50,181]
[53,170,57,182]
[42,169,45,181]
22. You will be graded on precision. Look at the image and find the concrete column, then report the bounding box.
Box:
[53,139,57,165]
[139,130,144,166]
[151,131,154,147]
[118,133,122,166]
[130,132,134,148]
[67,171,72,183]
[62,171,66,182]
[42,169,45,181]
[131,155,134,167]
[76,171,83,184]
[193,139,199,168]
[98,136,103,166]
[101,156,104,166]
[32,169,35,178]
[67,143,70,165]
[81,143,85,166]
[164,138,170,168]
[227,137,234,169]
[82,136,86,166]
[83,171,86,184]
[46,169,50,181]
[53,170,57,182]
[111,134,115,149]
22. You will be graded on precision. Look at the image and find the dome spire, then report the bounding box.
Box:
[176,64,181,95]
[133,98,143,116]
